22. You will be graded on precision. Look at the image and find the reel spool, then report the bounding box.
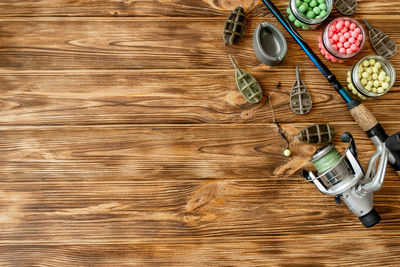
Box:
[310,144,358,192]
[302,132,388,228]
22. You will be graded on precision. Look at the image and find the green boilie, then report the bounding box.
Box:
[309,0,318,7]
[298,3,307,13]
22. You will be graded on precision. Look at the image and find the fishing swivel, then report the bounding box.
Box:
[302,132,388,228]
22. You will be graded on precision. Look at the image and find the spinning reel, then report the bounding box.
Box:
[302,132,390,228]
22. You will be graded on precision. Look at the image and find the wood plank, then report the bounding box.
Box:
[0,179,400,266]
[1,70,399,125]
[0,0,399,18]
[0,18,399,71]
[1,124,399,182]
[1,241,400,266]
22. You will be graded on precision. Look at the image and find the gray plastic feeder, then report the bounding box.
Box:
[252,22,287,66]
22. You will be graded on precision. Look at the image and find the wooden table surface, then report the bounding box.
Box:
[1,0,400,266]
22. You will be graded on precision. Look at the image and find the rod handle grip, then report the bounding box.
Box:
[349,103,379,132]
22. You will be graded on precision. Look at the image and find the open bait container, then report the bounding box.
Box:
[318,17,365,63]
[286,0,332,30]
[347,55,396,100]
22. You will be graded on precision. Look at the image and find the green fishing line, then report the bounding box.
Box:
[313,147,342,173]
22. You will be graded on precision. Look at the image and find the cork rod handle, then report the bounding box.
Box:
[349,103,379,132]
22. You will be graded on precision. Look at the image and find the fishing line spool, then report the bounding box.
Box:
[302,132,388,228]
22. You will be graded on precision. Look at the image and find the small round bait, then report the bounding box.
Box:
[284,149,292,157]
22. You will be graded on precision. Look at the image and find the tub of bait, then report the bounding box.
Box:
[346,55,396,100]
[318,17,365,63]
[287,0,332,30]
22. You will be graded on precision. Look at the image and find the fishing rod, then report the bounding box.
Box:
[261,0,400,176]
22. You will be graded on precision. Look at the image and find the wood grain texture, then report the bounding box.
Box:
[1,124,400,265]
[1,70,399,125]
[0,18,399,125]
[1,178,400,266]
[0,124,318,182]
[0,0,399,17]
[1,0,400,266]
[0,19,400,71]
[4,124,400,182]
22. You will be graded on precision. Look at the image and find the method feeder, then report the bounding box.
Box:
[261,0,400,176]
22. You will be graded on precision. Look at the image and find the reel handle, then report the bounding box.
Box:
[386,133,400,177]
[348,101,400,176]
[386,133,400,152]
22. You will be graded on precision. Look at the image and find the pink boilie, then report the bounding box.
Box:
[336,21,343,30]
